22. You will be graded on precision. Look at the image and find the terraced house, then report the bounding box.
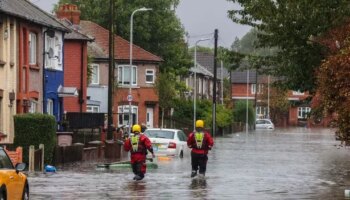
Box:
[0,0,68,143]
[56,4,163,128]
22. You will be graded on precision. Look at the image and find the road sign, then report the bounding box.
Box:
[127,95,133,102]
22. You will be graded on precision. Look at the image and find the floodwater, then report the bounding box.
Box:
[29,128,350,199]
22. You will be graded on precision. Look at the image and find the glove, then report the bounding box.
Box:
[208,146,212,150]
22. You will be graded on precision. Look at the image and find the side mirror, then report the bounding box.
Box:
[15,163,26,173]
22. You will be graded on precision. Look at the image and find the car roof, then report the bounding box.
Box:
[145,128,181,132]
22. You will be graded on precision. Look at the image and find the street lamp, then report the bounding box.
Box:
[128,7,152,134]
[193,38,211,131]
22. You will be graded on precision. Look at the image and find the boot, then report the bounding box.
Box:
[134,175,142,180]
[191,170,197,178]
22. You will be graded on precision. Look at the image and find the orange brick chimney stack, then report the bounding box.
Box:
[56,4,81,25]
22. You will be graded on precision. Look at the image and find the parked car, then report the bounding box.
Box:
[0,147,28,200]
[256,119,275,129]
[144,128,190,158]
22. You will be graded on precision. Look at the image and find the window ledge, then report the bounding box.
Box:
[29,64,40,70]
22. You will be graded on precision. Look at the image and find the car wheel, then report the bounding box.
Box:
[22,184,29,200]
[0,186,6,200]
[179,150,184,158]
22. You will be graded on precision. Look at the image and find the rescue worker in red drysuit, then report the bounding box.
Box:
[187,120,214,177]
[124,124,155,180]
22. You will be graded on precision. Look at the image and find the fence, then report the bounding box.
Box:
[28,144,44,172]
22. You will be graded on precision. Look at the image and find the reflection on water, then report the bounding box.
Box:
[189,177,208,199]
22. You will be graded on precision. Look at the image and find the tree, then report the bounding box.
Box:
[155,72,177,128]
[55,0,191,75]
[233,100,255,126]
[227,0,350,92]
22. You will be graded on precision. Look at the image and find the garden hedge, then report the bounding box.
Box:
[14,113,57,164]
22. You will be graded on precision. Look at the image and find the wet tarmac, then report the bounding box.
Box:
[29,128,350,199]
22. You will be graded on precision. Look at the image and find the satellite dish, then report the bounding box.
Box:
[48,48,54,58]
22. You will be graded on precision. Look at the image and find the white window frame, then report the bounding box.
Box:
[87,105,100,113]
[298,107,311,119]
[293,90,305,95]
[91,64,100,85]
[29,32,37,65]
[45,36,55,69]
[47,99,54,116]
[45,33,63,71]
[256,106,267,118]
[251,84,263,94]
[145,69,155,84]
[28,100,38,113]
[118,105,138,127]
[118,65,137,86]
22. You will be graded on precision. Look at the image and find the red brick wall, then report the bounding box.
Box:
[63,41,87,112]
[115,87,159,128]
[4,146,22,166]
[232,84,255,98]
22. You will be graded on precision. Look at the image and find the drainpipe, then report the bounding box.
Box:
[79,42,84,113]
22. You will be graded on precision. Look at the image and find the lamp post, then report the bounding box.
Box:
[128,7,152,134]
[193,38,210,131]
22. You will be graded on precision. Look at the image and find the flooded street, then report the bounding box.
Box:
[29,128,350,199]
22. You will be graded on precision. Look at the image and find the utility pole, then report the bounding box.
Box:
[107,0,115,140]
[212,29,218,137]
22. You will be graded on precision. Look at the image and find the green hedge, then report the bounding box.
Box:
[14,113,57,164]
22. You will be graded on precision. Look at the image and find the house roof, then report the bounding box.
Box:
[231,69,273,84]
[189,64,213,77]
[195,52,229,80]
[0,0,68,31]
[59,19,93,41]
[79,20,162,62]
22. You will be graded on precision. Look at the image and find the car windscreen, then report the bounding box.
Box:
[144,130,175,139]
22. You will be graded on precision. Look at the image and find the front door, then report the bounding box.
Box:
[146,107,153,128]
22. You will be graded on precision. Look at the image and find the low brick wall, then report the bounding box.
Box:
[4,146,23,166]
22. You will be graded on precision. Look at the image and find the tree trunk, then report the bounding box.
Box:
[161,107,164,128]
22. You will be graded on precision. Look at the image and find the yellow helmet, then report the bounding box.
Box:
[132,124,141,133]
[195,120,204,128]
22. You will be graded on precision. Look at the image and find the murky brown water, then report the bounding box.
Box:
[28,128,350,199]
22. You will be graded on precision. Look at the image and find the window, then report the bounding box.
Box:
[87,106,99,113]
[28,100,38,113]
[45,33,63,70]
[45,36,54,68]
[177,131,187,141]
[256,106,267,118]
[293,90,305,95]
[145,69,155,83]
[118,105,138,126]
[298,107,311,119]
[0,150,14,169]
[47,99,54,115]
[91,64,99,84]
[118,65,137,86]
[29,32,37,65]
[251,84,264,94]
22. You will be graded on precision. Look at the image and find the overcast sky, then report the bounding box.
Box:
[31,0,251,48]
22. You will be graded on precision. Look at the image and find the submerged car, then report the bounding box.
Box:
[0,147,29,200]
[144,128,190,158]
[256,119,275,129]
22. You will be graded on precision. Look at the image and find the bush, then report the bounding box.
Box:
[233,100,255,126]
[14,113,57,164]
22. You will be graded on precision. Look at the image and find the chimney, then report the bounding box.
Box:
[56,4,81,25]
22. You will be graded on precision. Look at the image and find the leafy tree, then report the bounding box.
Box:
[227,0,350,92]
[55,0,191,75]
[155,72,177,128]
[258,84,289,125]
[233,100,255,126]
[204,104,233,129]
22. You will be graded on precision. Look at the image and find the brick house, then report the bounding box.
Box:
[0,0,67,142]
[231,70,310,127]
[56,5,93,113]
[75,17,162,128]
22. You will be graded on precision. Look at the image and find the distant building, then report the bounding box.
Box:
[231,70,310,127]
